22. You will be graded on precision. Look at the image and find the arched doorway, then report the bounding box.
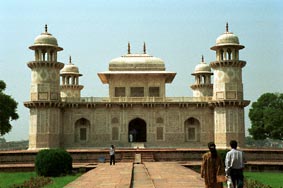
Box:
[128,118,146,142]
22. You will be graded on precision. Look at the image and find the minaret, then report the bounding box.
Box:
[60,56,84,98]
[191,55,213,97]
[210,23,250,148]
[24,25,64,149]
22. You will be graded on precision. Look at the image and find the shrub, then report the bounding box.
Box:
[35,149,72,177]
[217,149,229,163]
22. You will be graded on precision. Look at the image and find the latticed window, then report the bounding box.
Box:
[156,117,164,124]
[156,127,164,140]
[187,127,196,141]
[80,128,87,141]
[130,87,144,97]
[115,87,125,97]
[111,117,119,124]
[112,127,119,140]
[149,87,160,97]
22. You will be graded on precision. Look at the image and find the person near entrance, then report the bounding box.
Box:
[225,140,245,188]
[109,145,115,165]
[201,142,225,188]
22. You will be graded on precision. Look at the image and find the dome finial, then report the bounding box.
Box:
[143,42,146,54]
[226,22,229,32]
[201,55,204,63]
[45,24,48,33]
[128,42,131,54]
[69,56,72,64]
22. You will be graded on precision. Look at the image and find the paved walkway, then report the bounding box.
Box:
[65,162,205,188]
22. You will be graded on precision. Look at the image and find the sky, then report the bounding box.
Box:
[0,0,282,141]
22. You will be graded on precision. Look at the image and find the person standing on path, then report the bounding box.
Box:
[109,145,115,165]
[201,142,225,188]
[225,140,245,188]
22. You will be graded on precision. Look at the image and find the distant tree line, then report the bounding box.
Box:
[249,93,283,141]
[0,138,28,150]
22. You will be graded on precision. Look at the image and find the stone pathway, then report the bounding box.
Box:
[131,164,155,188]
[144,162,205,188]
[65,163,133,188]
[64,162,205,188]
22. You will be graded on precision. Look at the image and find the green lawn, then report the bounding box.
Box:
[0,172,36,188]
[1,171,283,188]
[245,172,283,188]
[0,172,81,188]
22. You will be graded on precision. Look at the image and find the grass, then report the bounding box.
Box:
[0,172,36,188]
[0,171,81,188]
[1,171,283,188]
[244,172,283,188]
[44,173,81,188]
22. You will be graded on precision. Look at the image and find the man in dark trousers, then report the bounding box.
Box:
[225,140,245,188]
[109,145,115,165]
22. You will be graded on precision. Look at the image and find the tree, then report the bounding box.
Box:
[249,93,283,140]
[0,80,19,136]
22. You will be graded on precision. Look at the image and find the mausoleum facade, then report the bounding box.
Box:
[24,24,249,150]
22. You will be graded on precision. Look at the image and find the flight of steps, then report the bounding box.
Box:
[141,152,155,162]
[121,152,135,162]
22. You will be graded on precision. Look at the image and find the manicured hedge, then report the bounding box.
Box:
[35,149,72,177]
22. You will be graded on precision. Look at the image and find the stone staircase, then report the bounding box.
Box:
[141,152,155,162]
[131,142,145,148]
[121,152,135,162]
[121,152,155,163]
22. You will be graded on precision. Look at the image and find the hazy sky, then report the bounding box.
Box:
[0,0,282,141]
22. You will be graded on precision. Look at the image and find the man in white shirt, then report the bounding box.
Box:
[225,140,245,188]
[109,145,115,165]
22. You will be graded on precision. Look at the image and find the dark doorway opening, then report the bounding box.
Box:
[128,118,146,142]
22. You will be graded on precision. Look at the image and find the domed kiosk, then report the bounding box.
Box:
[191,56,213,97]
[98,43,176,98]
[60,56,84,98]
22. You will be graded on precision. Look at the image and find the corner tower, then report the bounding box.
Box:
[210,23,250,148]
[24,25,64,149]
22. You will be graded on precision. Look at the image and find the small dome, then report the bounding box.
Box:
[61,57,81,75]
[211,23,244,50]
[34,32,58,46]
[29,25,63,51]
[216,32,239,45]
[194,57,211,74]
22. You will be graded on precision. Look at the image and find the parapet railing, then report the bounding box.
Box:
[61,96,212,103]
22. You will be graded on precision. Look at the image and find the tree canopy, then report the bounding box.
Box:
[0,80,19,136]
[248,93,283,140]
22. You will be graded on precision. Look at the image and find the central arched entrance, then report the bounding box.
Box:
[128,118,146,142]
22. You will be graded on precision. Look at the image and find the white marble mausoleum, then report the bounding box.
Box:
[24,24,250,150]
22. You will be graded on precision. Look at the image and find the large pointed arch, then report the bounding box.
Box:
[128,118,147,142]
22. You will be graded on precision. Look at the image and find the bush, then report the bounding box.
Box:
[217,149,229,163]
[35,149,72,177]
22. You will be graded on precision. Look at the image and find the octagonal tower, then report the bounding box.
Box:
[24,25,64,149]
[210,23,250,148]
